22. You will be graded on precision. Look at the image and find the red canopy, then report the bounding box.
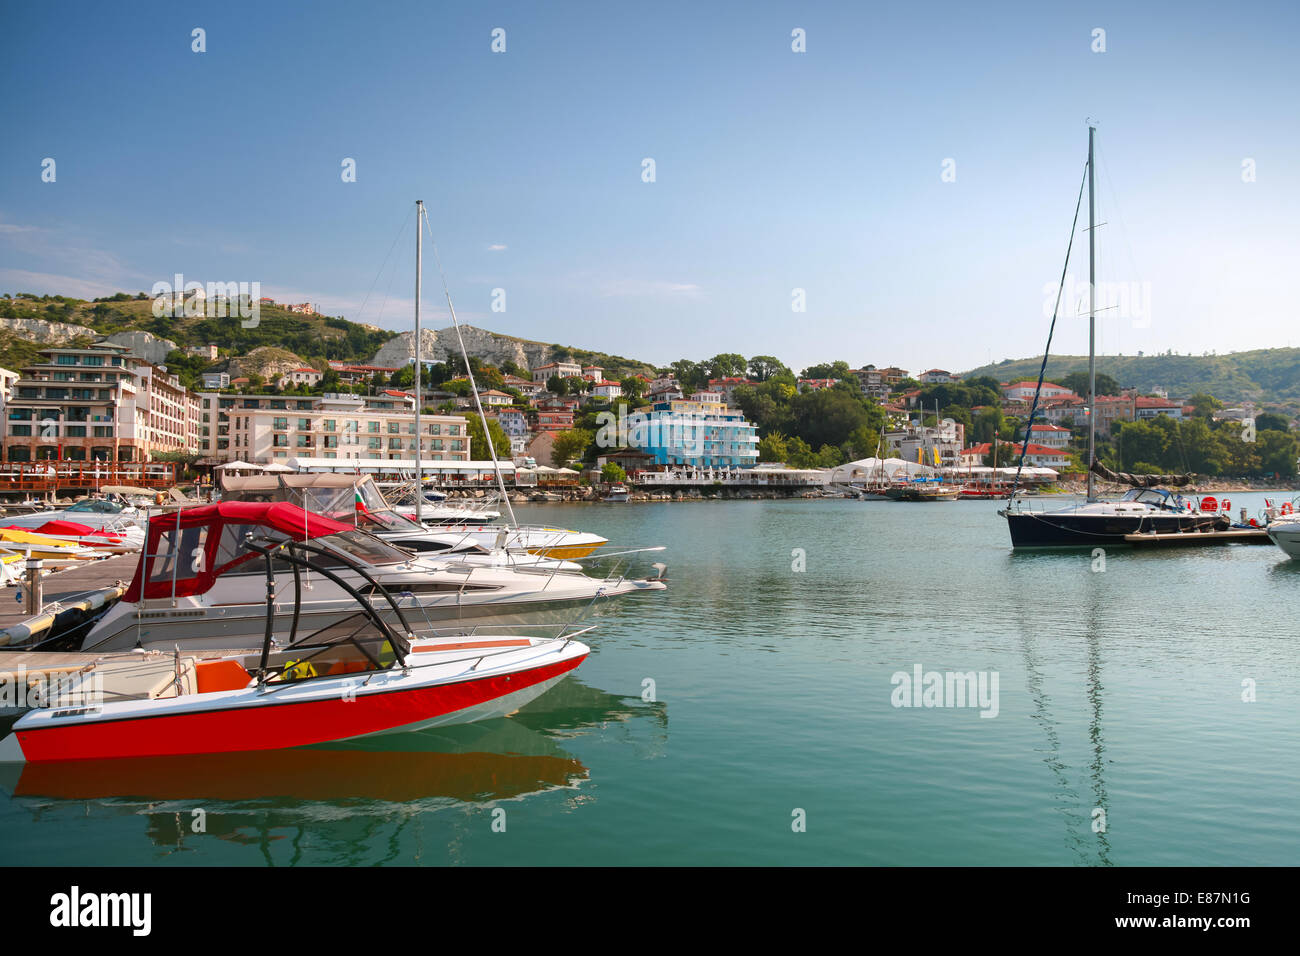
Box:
[125,502,353,602]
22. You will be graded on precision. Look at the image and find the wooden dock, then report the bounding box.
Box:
[1123,528,1273,548]
[0,553,137,636]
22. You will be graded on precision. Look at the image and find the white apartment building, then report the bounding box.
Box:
[3,342,198,463]
[196,391,470,464]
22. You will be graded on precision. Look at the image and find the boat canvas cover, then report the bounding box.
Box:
[1090,460,1194,489]
[124,502,352,602]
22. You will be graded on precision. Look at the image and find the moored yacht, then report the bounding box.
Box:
[78,502,665,653]
[1004,486,1227,548]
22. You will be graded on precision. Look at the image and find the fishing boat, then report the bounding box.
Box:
[0,530,591,763]
[886,477,960,501]
[1000,127,1227,548]
[77,502,664,653]
[603,484,630,502]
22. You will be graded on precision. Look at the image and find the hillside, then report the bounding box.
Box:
[0,293,657,381]
[962,349,1300,406]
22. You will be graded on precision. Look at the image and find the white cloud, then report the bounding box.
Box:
[487,243,508,252]
[595,278,702,299]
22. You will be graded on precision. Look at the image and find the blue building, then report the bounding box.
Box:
[630,391,759,468]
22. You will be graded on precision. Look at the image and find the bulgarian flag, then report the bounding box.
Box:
[355,489,368,514]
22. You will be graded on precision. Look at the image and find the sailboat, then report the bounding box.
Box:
[1000,127,1227,548]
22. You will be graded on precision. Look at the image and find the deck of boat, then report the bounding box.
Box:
[1122,528,1273,548]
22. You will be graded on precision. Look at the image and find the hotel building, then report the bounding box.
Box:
[195,391,471,465]
[630,390,760,468]
[3,342,198,463]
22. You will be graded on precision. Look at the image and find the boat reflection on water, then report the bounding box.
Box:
[0,675,668,863]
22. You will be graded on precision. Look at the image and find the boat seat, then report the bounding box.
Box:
[195,659,254,693]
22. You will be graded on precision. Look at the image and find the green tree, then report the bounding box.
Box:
[547,375,567,395]
[800,361,853,381]
[748,355,789,382]
[551,428,593,467]
[1060,371,1121,397]
[1188,393,1224,418]
[601,462,627,484]
[619,376,646,403]
[706,353,747,379]
[1255,412,1291,433]
[757,432,789,462]
[464,415,511,459]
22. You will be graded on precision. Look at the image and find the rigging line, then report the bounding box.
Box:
[420,209,519,530]
[356,206,415,326]
[1008,159,1091,505]
[373,214,412,330]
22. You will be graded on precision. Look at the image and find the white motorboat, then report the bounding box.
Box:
[1264,499,1300,558]
[221,473,584,570]
[1,497,146,535]
[78,501,665,653]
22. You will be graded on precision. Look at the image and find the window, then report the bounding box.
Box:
[83,356,104,367]
[9,425,31,437]
[297,418,310,430]
[64,425,86,437]
[367,421,379,433]
[56,355,77,365]
[273,417,288,431]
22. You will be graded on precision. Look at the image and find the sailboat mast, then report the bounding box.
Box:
[414,199,424,524]
[1086,126,1096,502]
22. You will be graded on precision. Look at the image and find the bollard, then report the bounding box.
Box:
[24,558,44,617]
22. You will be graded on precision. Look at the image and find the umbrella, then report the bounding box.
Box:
[261,462,294,472]
[218,460,262,471]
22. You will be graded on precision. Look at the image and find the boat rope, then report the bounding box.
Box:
[1008,158,1090,506]
[421,208,520,529]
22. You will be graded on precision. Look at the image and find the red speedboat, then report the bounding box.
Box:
[0,503,591,764]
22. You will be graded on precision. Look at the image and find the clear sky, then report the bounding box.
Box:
[2,0,1297,375]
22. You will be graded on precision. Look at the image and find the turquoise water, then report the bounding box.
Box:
[3,495,1298,866]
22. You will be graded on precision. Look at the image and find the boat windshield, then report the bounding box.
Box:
[1119,489,1171,506]
[317,529,414,567]
[263,611,406,684]
[65,499,127,514]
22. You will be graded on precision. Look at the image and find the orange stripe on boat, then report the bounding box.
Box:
[412,639,533,652]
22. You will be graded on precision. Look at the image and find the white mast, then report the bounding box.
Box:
[414,199,424,524]
[1086,126,1097,502]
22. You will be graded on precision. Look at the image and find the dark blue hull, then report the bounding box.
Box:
[1004,509,1226,548]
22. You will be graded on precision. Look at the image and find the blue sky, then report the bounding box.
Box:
[2,0,1297,375]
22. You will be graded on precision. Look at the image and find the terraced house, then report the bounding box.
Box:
[2,342,199,463]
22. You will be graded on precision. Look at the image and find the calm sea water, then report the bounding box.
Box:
[3,494,1298,866]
